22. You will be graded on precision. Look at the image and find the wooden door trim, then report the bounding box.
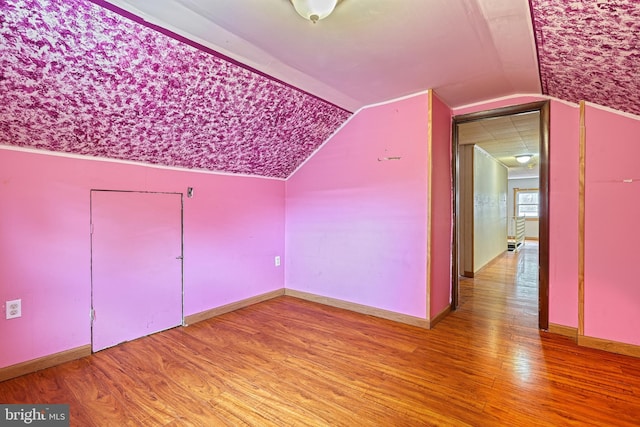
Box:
[451,101,550,330]
[577,101,586,336]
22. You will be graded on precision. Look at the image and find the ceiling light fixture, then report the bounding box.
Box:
[291,0,338,23]
[515,154,532,164]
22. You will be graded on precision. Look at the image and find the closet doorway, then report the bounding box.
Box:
[90,190,184,352]
[451,101,550,330]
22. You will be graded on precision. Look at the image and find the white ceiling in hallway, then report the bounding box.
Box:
[458,112,540,179]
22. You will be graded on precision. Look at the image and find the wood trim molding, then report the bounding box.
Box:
[0,344,91,383]
[547,323,578,341]
[578,100,586,336]
[578,335,640,359]
[426,89,434,321]
[451,112,460,310]
[183,289,285,326]
[452,100,550,329]
[285,289,431,329]
[538,101,550,330]
[430,305,451,328]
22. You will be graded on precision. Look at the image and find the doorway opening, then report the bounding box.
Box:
[451,101,550,330]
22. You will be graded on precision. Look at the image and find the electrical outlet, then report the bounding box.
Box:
[275,256,281,267]
[6,299,21,319]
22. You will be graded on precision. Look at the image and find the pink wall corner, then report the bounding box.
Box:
[583,106,640,345]
[177,172,285,316]
[0,149,284,368]
[453,96,581,329]
[285,93,430,318]
[429,92,453,319]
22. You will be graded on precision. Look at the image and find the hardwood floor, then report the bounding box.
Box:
[2,242,640,425]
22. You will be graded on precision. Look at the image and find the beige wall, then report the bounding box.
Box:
[473,146,508,272]
[458,145,508,276]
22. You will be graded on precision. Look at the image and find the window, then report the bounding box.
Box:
[515,189,539,218]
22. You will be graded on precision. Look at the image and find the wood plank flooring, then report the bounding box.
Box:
[2,241,640,425]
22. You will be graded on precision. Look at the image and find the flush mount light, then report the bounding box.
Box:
[291,0,338,23]
[515,154,533,164]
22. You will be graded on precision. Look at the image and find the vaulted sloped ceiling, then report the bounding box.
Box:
[531,0,640,116]
[1,0,639,178]
[0,0,350,178]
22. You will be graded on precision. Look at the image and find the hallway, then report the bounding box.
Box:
[458,241,539,331]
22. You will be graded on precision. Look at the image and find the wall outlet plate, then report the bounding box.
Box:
[6,299,21,319]
[275,256,281,267]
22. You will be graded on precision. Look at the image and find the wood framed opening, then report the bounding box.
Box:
[451,101,550,330]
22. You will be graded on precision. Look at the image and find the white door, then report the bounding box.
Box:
[91,191,182,352]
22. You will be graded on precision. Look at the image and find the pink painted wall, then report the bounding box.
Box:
[547,102,580,328]
[285,94,430,318]
[583,106,640,345]
[453,96,580,328]
[0,149,284,368]
[429,93,453,319]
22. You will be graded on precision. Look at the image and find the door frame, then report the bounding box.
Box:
[451,101,550,330]
[89,189,185,351]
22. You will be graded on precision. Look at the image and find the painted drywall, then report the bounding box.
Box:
[547,101,580,329]
[0,149,284,368]
[583,105,640,345]
[429,93,453,319]
[473,146,508,272]
[285,93,430,318]
[508,177,540,239]
[454,96,580,329]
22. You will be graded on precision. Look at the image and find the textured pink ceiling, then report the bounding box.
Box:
[530,0,640,116]
[0,0,351,178]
